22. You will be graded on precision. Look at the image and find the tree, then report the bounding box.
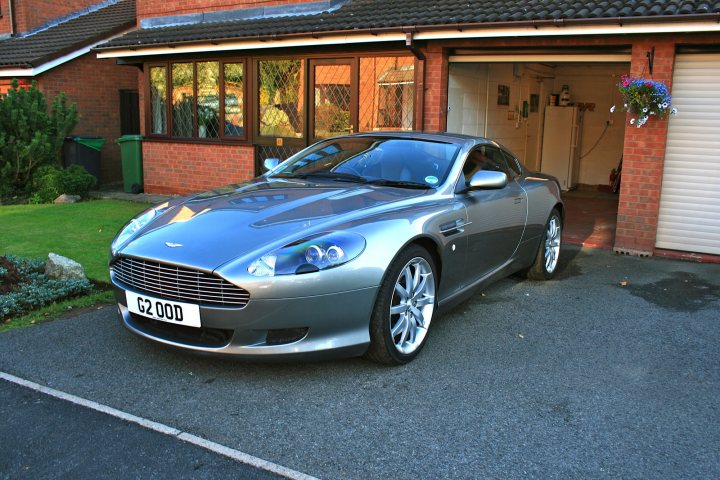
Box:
[0,79,77,195]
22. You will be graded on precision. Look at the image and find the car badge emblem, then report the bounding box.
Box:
[165,242,183,248]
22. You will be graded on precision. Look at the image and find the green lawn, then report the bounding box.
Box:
[1,200,151,332]
[0,200,150,282]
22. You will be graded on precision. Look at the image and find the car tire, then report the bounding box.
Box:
[526,208,562,280]
[364,245,437,365]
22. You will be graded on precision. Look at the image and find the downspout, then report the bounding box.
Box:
[404,32,426,130]
[405,32,425,60]
[9,0,17,36]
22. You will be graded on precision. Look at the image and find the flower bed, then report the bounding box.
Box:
[0,255,92,321]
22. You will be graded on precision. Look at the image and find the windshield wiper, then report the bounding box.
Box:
[274,172,368,183]
[366,179,432,189]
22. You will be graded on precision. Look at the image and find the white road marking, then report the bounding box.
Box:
[0,371,320,480]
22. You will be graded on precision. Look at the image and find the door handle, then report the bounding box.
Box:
[514,197,523,204]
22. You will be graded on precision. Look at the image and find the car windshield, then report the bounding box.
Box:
[269,137,461,188]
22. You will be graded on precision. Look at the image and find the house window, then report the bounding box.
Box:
[224,63,244,137]
[149,66,167,135]
[172,62,194,137]
[258,59,304,138]
[147,60,246,140]
[359,57,415,132]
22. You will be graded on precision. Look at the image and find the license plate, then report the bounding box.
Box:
[126,291,201,328]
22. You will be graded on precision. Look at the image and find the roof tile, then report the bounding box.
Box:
[0,0,135,68]
[98,0,720,51]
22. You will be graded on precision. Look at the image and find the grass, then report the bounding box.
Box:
[1,199,151,331]
[0,200,150,282]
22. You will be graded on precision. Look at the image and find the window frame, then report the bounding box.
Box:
[143,51,419,147]
[144,58,249,143]
[253,53,418,149]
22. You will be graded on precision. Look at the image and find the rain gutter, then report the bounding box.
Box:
[95,12,720,58]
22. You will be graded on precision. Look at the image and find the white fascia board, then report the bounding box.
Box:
[0,28,135,78]
[95,20,720,59]
[414,20,720,41]
[449,54,631,62]
[96,32,406,58]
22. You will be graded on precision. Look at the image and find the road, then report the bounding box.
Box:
[1,245,719,479]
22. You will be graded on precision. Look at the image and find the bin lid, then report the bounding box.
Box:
[116,135,144,144]
[73,137,106,151]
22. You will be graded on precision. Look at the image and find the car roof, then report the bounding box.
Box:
[344,131,493,147]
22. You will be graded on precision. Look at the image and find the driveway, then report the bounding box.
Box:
[1,245,719,479]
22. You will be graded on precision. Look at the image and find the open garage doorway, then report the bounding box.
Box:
[447,60,629,249]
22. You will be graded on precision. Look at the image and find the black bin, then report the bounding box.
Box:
[63,136,105,183]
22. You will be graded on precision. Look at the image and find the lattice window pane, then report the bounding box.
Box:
[359,57,415,132]
[314,64,351,139]
[255,145,303,176]
[224,63,244,137]
[259,60,304,138]
[172,63,194,137]
[197,61,220,139]
[150,66,167,134]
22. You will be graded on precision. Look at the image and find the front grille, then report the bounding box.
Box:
[129,313,233,348]
[112,257,249,307]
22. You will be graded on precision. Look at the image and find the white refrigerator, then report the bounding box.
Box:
[540,106,583,190]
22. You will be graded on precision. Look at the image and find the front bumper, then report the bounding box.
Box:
[112,281,377,360]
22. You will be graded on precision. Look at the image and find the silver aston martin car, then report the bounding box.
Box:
[110,132,563,364]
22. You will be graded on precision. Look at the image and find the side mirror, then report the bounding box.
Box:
[263,158,281,172]
[467,170,508,190]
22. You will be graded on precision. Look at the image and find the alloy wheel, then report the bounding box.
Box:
[389,257,436,355]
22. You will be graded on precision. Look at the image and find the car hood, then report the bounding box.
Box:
[117,178,427,271]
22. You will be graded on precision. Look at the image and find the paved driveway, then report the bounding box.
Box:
[1,245,719,479]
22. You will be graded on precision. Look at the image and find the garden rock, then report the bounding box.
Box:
[45,253,86,281]
[54,194,81,204]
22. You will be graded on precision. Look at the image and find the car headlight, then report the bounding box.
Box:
[248,232,366,277]
[111,202,169,254]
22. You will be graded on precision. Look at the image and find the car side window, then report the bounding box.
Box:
[462,146,511,181]
[500,150,522,178]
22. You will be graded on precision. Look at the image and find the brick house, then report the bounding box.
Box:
[95,0,720,258]
[0,0,139,184]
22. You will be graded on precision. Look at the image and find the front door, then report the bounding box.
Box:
[309,59,357,143]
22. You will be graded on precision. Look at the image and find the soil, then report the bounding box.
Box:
[0,256,24,294]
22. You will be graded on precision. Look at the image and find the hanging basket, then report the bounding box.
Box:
[612,75,677,128]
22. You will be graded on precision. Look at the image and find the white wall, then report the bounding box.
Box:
[447,63,489,137]
[552,63,627,185]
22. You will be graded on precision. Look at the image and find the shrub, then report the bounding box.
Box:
[61,164,96,196]
[0,79,77,197]
[0,255,92,320]
[29,164,96,203]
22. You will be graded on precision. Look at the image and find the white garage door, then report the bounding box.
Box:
[656,53,720,255]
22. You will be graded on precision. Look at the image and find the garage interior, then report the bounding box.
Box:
[446,57,630,249]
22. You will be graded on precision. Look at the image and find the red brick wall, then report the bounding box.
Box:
[613,38,675,255]
[0,3,10,35]
[423,45,448,132]
[142,142,255,194]
[137,0,311,20]
[38,53,141,184]
[11,0,101,34]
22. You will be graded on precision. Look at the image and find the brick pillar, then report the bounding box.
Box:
[423,46,449,132]
[613,39,675,256]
